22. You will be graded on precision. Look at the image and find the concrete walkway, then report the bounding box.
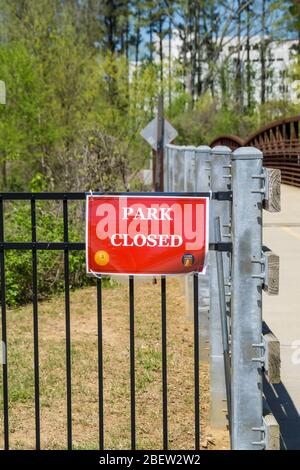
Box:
[263,184,300,449]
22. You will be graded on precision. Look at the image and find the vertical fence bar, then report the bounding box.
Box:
[209,146,231,428]
[195,146,211,361]
[129,275,136,450]
[0,198,9,450]
[193,272,200,450]
[161,276,168,450]
[214,216,231,434]
[231,147,263,449]
[96,277,104,450]
[31,199,40,450]
[63,198,72,449]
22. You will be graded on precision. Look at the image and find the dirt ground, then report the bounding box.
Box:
[0,277,229,450]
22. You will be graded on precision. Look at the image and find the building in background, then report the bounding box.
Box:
[221,36,299,103]
[157,33,300,106]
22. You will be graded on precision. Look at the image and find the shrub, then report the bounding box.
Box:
[2,200,91,307]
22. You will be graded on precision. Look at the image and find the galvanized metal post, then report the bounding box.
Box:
[195,146,211,361]
[209,145,231,428]
[164,144,176,192]
[172,145,185,192]
[163,145,169,191]
[183,146,196,323]
[231,147,264,450]
[184,146,196,192]
[164,144,192,310]
[167,145,177,192]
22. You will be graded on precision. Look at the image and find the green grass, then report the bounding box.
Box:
[0,280,227,450]
[136,348,161,392]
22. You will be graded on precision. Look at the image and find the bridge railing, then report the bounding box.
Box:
[210,115,300,188]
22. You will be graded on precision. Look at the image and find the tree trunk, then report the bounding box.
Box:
[260,0,266,104]
[246,2,252,111]
[195,2,202,99]
[135,10,141,67]
[236,0,243,110]
[168,15,172,107]
[159,17,164,88]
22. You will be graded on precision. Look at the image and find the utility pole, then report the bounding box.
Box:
[260,0,266,104]
[155,95,165,192]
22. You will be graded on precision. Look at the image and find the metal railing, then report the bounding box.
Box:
[210,115,300,188]
[165,144,281,450]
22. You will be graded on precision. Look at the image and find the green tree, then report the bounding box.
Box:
[0,0,101,189]
[0,43,41,189]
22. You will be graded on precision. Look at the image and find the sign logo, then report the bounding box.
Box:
[86,195,209,275]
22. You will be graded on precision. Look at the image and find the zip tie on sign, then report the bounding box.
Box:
[89,269,102,280]
[87,191,102,279]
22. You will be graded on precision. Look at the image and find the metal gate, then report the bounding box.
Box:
[0,191,230,451]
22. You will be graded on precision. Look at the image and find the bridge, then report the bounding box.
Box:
[210,115,300,187]
[212,117,300,449]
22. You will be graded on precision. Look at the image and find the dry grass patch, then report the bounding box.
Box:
[0,278,229,450]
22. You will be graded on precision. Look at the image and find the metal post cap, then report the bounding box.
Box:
[232,147,263,160]
[211,145,232,155]
[196,145,211,153]
[184,145,196,153]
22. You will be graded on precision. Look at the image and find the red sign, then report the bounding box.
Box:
[86,195,209,275]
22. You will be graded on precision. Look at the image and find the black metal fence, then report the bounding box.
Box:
[0,192,219,451]
[0,193,84,450]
